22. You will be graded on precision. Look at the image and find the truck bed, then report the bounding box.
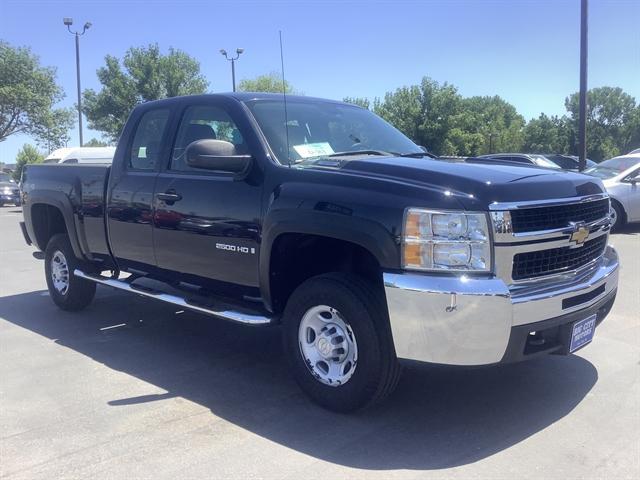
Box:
[22,163,111,260]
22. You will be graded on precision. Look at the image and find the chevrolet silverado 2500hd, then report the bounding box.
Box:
[20,93,619,412]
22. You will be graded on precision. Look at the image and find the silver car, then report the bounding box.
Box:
[586,154,640,229]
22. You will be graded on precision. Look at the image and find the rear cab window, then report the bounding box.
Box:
[128,109,170,170]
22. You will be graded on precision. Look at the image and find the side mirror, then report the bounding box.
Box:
[185,139,252,175]
[629,173,640,185]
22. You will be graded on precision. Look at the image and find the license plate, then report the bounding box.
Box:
[570,314,597,353]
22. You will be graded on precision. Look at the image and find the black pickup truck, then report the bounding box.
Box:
[20,93,619,411]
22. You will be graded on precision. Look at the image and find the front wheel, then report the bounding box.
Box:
[44,234,96,311]
[282,273,401,412]
[610,201,625,232]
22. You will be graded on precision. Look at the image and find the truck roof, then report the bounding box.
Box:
[137,92,351,109]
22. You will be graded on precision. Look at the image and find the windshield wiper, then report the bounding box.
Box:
[326,149,396,157]
[397,151,436,158]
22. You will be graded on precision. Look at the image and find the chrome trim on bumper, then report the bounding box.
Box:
[383,245,619,366]
[511,246,619,326]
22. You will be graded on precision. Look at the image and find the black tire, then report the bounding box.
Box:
[44,234,96,311]
[282,273,401,412]
[611,200,626,232]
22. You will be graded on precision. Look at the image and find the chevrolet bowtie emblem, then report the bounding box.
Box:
[570,225,590,245]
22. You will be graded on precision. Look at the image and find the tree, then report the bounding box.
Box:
[450,95,525,155]
[343,97,371,109]
[83,44,209,141]
[0,41,73,145]
[84,138,110,147]
[523,113,571,153]
[31,107,75,153]
[373,79,458,152]
[371,78,524,156]
[565,86,639,160]
[13,144,44,181]
[238,73,297,94]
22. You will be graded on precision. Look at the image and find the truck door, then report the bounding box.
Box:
[107,107,171,271]
[152,99,262,288]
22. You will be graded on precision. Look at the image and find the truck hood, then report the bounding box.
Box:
[302,156,605,209]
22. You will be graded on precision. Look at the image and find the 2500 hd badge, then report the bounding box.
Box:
[216,243,256,254]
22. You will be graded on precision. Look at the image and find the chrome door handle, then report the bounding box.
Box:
[156,192,182,202]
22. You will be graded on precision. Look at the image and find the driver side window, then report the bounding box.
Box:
[170,105,245,172]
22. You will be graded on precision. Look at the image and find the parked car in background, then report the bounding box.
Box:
[43,147,116,165]
[544,154,596,171]
[0,172,21,206]
[628,148,640,155]
[476,153,561,169]
[585,154,640,229]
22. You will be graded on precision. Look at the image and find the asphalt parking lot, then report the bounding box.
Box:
[0,206,638,480]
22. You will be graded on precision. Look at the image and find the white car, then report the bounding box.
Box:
[585,154,640,229]
[43,146,116,165]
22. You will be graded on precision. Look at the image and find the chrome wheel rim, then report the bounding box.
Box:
[298,305,358,387]
[610,207,618,227]
[51,251,70,295]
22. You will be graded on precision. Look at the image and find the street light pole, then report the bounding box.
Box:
[64,17,91,147]
[578,0,588,171]
[220,48,244,92]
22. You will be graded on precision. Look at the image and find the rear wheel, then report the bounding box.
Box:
[282,273,401,412]
[44,234,96,311]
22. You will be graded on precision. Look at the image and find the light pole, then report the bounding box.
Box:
[220,48,244,92]
[578,0,588,171]
[63,17,91,147]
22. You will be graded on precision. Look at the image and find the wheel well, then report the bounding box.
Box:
[269,233,383,313]
[31,204,67,250]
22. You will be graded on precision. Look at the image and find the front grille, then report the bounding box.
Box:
[512,235,607,280]
[510,198,609,233]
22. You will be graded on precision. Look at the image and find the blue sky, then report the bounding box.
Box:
[1,0,639,162]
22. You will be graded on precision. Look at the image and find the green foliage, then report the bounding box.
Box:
[372,78,524,156]
[523,114,571,153]
[83,44,209,141]
[0,41,72,146]
[343,97,371,109]
[13,144,44,181]
[31,107,75,153]
[362,78,637,160]
[564,87,639,160]
[83,138,111,147]
[238,72,298,94]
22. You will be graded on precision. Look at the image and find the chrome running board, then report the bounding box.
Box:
[73,269,273,325]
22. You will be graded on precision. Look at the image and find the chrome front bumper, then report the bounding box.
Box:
[383,245,619,366]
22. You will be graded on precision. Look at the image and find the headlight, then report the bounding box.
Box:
[403,208,492,272]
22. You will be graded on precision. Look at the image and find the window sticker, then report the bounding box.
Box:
[293,142,335,158]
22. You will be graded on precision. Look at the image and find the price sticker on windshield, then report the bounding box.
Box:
[293,142,334,158]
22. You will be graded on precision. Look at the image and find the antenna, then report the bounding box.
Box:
[279,30,291,167]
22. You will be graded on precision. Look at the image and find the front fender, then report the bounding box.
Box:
[259,189,401,311]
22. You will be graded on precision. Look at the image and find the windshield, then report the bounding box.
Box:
[545,155,578,169]
[585,156,640,179]
[245,100,422,164]
[530,155,562,169]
